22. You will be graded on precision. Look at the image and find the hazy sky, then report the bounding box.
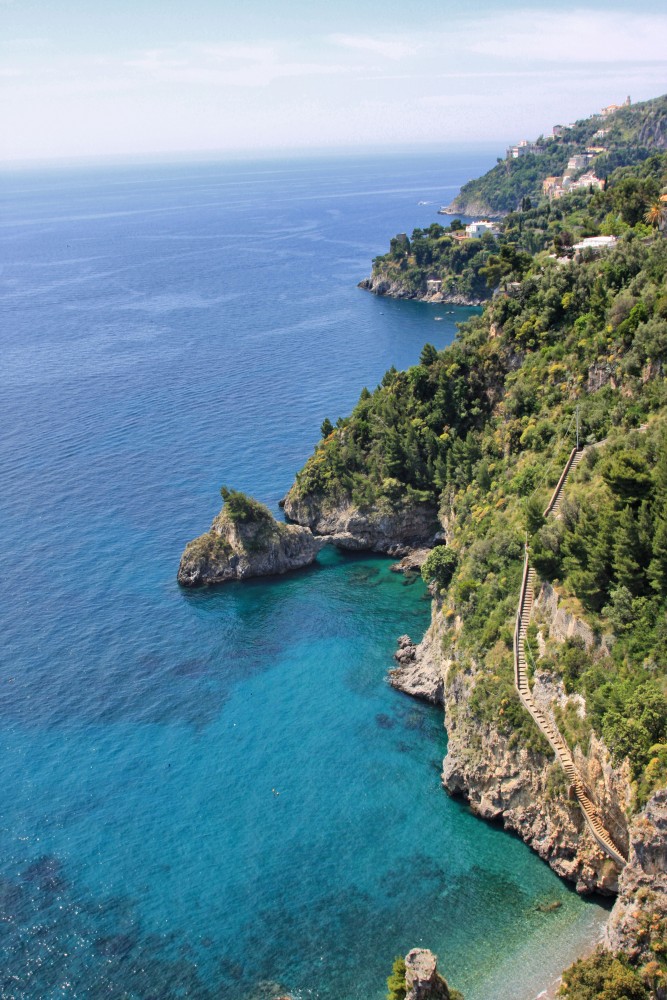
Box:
[2,0,666,162]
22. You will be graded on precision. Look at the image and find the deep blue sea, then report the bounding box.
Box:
[0,150,607,1000]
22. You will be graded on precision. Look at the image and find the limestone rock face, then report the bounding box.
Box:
[404,949,450,1000]
[358,274,484,306]
[177,500,324,587]
[605,790,667,961]
[389,621,444,706]
[440,652,628,894]
[282,492,439,556]
[390,548,432,574]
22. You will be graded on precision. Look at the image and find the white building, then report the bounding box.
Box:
[573,235,618,253]
[465,220,497,239]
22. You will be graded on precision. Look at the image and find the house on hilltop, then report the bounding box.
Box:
[601,96,631,117]
[507,139,543,159]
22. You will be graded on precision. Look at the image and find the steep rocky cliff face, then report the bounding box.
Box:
[177,504,323,587]
[404,949,452,1000]
[283,492,439,556]
[391,591,631,894]
[358,273,484,306]
[391,577,667,966]
[440,660,624,894]
[605,790,667,963]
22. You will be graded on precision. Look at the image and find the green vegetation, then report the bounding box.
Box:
[220,486,274,524]
[558,949,649,999]
[366,96,666,302]
[293,128,667,800]
[451,95,667,216]
[421,546,458,589]
[387,956,407,1000]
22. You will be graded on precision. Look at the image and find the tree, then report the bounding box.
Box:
[320,417,334,438]
[612,506,645,595]
[648,514,667,594]
[420,343,439,366]
[422,546,458,590]
[558,948,648,999]
[644,200,666,230]
[387,956,407,1000]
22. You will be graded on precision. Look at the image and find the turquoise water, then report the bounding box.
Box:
[0,152,607,999]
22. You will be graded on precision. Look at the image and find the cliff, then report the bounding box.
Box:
[404,949,454,1000]
[388,599,621,892]
[283,491,439,556]
[605,789,667,964]
[390,581,667,960]
[358,273,484,307]
[177,490,323,587]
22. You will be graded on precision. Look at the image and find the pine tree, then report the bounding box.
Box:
[613,506,644,595]
[648,513,667,596]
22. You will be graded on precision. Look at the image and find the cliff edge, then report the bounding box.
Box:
[283,489,439,556]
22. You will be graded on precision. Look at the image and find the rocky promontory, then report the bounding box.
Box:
[358,274,484,307]
[283,490,439,556]
[404,949,454,1000]
[177,488,324,587]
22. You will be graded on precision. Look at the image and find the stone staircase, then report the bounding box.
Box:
[514,446,627,868]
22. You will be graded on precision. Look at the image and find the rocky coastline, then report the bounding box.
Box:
[282,490,440,555]
[358,274,485,307]
[274,478,667,969]
[386,577,667,962]
[178,491,323,587]
[437,201,505,220]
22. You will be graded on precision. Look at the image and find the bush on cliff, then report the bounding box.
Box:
[220,486,273,524]
[421,547,458,590]
[558,948,649,999]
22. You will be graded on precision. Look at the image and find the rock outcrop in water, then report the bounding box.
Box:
[390,628,444,706]
[404,949,455,1000]
[282,492,439,556]
[178,489,323,587]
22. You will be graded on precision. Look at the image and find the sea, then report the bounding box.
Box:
[0,149,608,1000]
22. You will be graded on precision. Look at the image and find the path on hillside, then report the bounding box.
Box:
[514,446,627,868]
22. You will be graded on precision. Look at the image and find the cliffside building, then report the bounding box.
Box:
[507,139,543,159]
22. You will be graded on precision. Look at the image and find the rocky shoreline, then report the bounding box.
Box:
[387,578,667,966]
[358,274,485,307]
[437,201,506,220]
[278,480,667,972]
[283,491,441,555]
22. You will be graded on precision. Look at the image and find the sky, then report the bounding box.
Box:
[1,0,666,163]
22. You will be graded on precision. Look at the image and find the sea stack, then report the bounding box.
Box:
[177,487,324,587]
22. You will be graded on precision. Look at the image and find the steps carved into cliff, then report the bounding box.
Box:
[514,445,627,869]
